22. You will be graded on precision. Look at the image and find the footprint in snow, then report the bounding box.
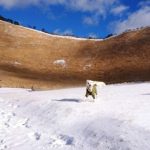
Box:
[2,112,16,128]
[48,134,74,148]
[22,118,30,128]
[28,132,41,141]
[1,112,5,115]
[17,118,31,128]
[0,145,7,150]
[0,140,7,150]
[4,122,9,128]
[34,132,41,141]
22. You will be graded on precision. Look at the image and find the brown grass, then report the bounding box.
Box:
[0,20,150,89]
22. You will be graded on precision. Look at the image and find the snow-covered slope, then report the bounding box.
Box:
[0,83,150,150]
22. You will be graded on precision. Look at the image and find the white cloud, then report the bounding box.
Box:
[138,0,150,7]
[0,0,116,16]
[0,0,130,27]
[111,5,129,15]
[0,0,40,9]
[63,29,73,35]
[113,6,150,34]
[83,16,99,25]
[88,33,98,38]
[67,0,116,15]
[81,2,128,26]
[53,29,73,35]
[0,0,17,8]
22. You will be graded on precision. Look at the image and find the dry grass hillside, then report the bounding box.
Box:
[0,20,150,89]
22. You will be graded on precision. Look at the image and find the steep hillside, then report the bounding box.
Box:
[0,20,150,89]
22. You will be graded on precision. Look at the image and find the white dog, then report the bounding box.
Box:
[86,80,106,87]
[85,80,106,100]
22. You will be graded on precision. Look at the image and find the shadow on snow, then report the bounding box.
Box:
[52,99,81,103]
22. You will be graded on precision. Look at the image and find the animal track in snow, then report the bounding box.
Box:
[0,140,8,150]
[48,134,74,148]
[0,112,16,128]
[28,132,41,141]
[15,118,31,128]
[22,118,30,128]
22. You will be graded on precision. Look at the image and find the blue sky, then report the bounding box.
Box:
[0,0,150,38]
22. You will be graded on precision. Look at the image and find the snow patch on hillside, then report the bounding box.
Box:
[53,59,66,67]
[14,61,21,66]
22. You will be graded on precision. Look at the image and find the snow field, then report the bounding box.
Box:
[0,83,150,150]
